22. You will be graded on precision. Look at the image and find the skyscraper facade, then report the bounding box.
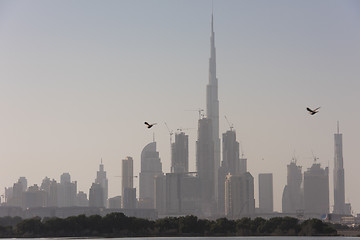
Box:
[196,117,215,216]
[139,141,163,208]
[95,160,108,208]
[333,122,345,214]
[171,132,189,173]
[304,162,329,215]
[122,156,133,204]
[225,172,255,218]
[259,173,273,213]
[282,159,303,213]
[206,14,220,201]
[218,129,240,214]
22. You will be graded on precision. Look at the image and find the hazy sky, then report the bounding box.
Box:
[0,0,359,213]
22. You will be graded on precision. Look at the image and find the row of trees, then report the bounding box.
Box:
[0,213,337,238]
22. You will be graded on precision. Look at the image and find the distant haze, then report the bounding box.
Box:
[0,0,359,213]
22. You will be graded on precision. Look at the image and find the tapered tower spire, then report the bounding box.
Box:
[206,12,220,204]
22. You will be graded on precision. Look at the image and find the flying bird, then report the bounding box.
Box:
[144,122,157,129]
[306,107,320,115]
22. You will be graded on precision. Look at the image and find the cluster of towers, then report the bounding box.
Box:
[1,15,349,220]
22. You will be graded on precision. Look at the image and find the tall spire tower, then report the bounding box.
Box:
[333,121,345,214]
[206,12,220,200]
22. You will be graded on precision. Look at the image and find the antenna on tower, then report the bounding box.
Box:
[224,115,234,131]
[337,121,340,134]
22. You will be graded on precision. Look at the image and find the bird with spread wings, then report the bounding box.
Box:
[306,107,320,115]
[144,122,157,129]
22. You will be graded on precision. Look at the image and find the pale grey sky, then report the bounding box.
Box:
[0,0,359,213]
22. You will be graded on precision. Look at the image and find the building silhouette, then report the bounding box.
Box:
[333,122,345,214]
[122,156,133,208]
[58,173,77,207]
[108,196,122,209]
[303,162,329,215]
[76,191,89,207]
[171,132,189,173]
[23,184,47,209]
[196,117,215,216]
[259,173,273,213]
[225,172,255,218]
[218,129,240,214]
[282,159,303,213]
[5,177,28,208]
[139,141,162,209]
[123,188,137,209]
[89,183,104,207]
[95,160,108,208]
[206,13,221,204]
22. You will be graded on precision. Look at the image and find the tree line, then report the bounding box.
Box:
[0,213,338,238]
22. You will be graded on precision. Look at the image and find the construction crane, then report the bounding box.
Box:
[224,115,234,131]
[176,127,194,133]
[185,108,204,119]
[164,122,174,144]
[113,176,138,179]
[239,141,245,158]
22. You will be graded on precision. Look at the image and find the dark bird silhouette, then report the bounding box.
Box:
[144,122,157,129]
[306,107,320,115]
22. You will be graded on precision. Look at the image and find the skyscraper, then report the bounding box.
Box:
[95,160,108,208]
[259,173,273,213]
[122,157,133,194]
[196,117,215,216]
[303,162,329,215]
[206,13,220,200]
[58,173,77,207]
[218,129,240,214]
[171,132,189,173]
[282,159,303,213]
[139,141,163,208]
[333,122,345,214]
[225,172,255,218]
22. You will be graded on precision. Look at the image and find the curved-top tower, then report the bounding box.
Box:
[139,141,162,208]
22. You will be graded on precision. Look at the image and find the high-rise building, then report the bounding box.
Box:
[218,129,240,214]
[122,156,133,207]
[333,122,345,214]
[225,172,255,218]
[259,173,273,213]
[108,196,122,209]
[123,188,137,209]
[196,117,215,216]
[60,173,71,184]
[48,179,58,207]
[18,177,27,192]
[23,184,47,209]
[58,173,77,207]
[95,160,108,208]
[282,159,303,213]
[6,177,28,208]
[304,162,329,215]
[76,191,89,207]
[139,141,163,208]
[206,13,221,201]
[89,183,104,207]
[171,132,189,173]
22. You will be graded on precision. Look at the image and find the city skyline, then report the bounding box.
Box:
[0,0,359,213]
